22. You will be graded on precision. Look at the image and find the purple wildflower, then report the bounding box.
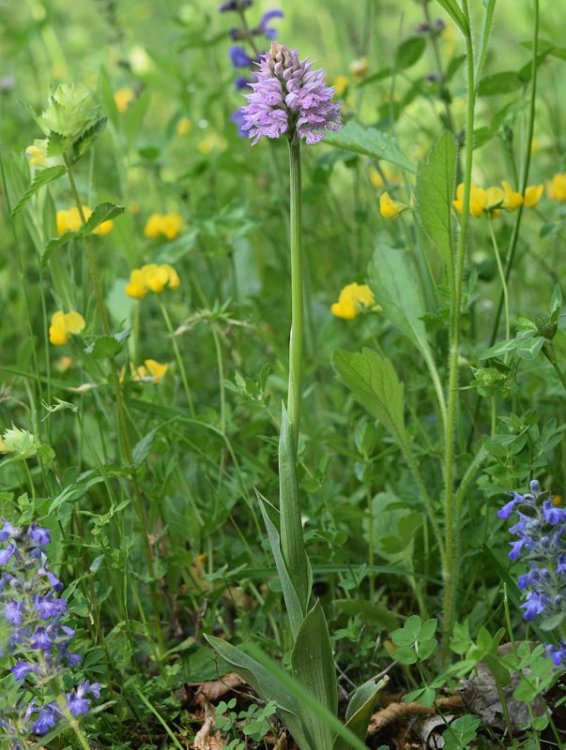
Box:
[32,705,58,735]
[0,519,101,742]
[546,642,566,666]
[219,0,252,11]
[498,482,566,667]
[241,42,342,145]
[235,76,252,90]
[256,10,284,40]
[230,45,255,68]
[230,108,247,138]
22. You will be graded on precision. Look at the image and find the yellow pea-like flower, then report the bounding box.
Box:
[524,183,544,208]
[176,117,192,136]
[125,264,181,299]
[548,172,566,201]
[125,269,148,300]
[331,283,377,321]
[131,359,169,383]
[161,213,183,240]
[114,87,135,113]
[56,206,113,236]
[453,184,487,218]
[49,310,86,346]
[333,75,349,98]
[144,213,164,239]
[379,191,404,220]
[501,181,523,211]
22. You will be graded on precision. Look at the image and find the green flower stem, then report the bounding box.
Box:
[287,138,303,447]
[487,218,510,348]
[488,0,539,347]
[65,159,165,658]
[442,0,477,655]
[160,301,195,417]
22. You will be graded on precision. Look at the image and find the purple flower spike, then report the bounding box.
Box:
[521,591,546,621]
[28,525,51,546]
[241,42,342,145]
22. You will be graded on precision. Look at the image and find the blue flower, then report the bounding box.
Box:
[497,493,522,519]
[230,45,255,68]
[543,499,566,526]
[520,591,546,621]
[32,705,58,735]
[256,10,284,40]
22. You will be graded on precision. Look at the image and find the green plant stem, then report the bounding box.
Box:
[487,218,510,347]
[488,0,539,346]
[287,138,303,449]
[441,0,476,656]
[160,301,195,416]
[65,158,165,658]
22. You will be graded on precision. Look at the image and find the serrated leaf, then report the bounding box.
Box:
[291,601,337,750]
[71,115,108,162]
[324,122,414,173]
[84,331,129,359]
[333,348,406,443]
[11,166,66,217]
[82,201,124,233]
[416,131,456,269]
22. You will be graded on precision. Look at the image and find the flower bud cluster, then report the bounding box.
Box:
[498,481,566,665]
[0,520,100,742]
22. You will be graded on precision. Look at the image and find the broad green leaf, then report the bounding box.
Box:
[333,676,389,750]
[205,636,314,750]
[257,493,305,639]
[333,349,406,443]
[11,166,66,217]
[324,122,414,173]
[291,601,337,750]
[278,406,310,611]
[395,37,426,71]
[133,429,158,468]
[368,246,432,361]
[416,131,457,269]
[477,71,523,96]
[333,600,399,632]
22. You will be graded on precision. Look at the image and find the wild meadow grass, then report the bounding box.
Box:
[0,0,565,748]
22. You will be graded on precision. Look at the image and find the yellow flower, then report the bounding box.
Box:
[333,75,349,97]
[198,132,228,155]
[484,186,505,217]
[331,283,378,320]
[25,144,47,167]
[349,57,369,81]
[453,184,487,218]
[524,183,544,208]
[379,191,404,220]
[124,269,148,299]
[144,213,163,239]
[114,87,135,113]
[501,181,523,211]
[49,310,86,346]
[125,264,181,299]
[143,212,183,240]
[548,172,566,201]
[370,168,384,189]
[131,359,169,383]
[56,206,113,236]
[161,213,183,240]
[176,117,192,136]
